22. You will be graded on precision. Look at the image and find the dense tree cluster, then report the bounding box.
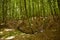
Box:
[0,0,60,40]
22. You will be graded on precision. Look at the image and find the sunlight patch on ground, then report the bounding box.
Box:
[0,31,3,34]
[4,29,15,31]
[5,36,15,40]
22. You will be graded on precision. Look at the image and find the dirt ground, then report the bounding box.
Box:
[0,15,60,40]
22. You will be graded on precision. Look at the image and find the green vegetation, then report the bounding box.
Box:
[0,0,60,40]
[0,0,59,20]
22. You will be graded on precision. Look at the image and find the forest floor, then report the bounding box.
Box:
[0,16,60,40]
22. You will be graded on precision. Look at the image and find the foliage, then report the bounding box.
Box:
[0,0,60,40]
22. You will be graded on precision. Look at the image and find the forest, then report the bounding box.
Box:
[0,0,60,40]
